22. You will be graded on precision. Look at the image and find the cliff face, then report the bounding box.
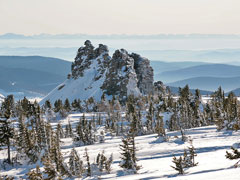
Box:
[42,40,154,103]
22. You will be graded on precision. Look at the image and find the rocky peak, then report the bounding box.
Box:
[154,81,167,95]
[94,44,109,57]
[101,49,154,100]
[71,40,110,79]
[42,41,155,103]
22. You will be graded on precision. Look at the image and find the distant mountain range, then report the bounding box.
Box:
[1,33,240,39]
[0,56,71,98]
[137,49,240,65]
[167,76,240,92]
[168,86,213,96]
[157,64,240,83]
[0,55,239,99]
[150,61,207,75]
[228,88,240,96]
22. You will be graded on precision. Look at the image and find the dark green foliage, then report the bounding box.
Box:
[0,116,14,164]
[171,143,198,175]
[54,99,63,113]
[68,148,84,177]
[119,132,140,173]
[74,114,94,146]
[71,99,82,112]
[146,101,154,132]
[64,98,71,112]
[44,100,52,110]
[96,151,113,173]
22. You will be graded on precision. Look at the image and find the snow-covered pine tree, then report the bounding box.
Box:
[0,109,14,164]
[44,100,56,122]
[27,165,43,180]
[51,130,71,177]
[171,156,184,174]
[64,98,71,112]
[57,123,64,139]
[155,110,166,137]
[146,101,154,133]
[71,99,82,112]
[67,119,73,138]
[84,148,91,176]
[99,130,105,143]
[42,154,62,180]
[187,144,198,167]
[68,148,84,177]
[119,132,140,173]
[98,151,107,172]
[54,99,63,113]
[105,153,113,173]
[16,114,28,153]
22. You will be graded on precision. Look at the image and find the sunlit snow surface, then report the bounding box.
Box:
[0,112,240,179]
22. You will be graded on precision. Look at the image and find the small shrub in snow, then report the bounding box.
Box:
[226,147,240,168]
[171,156,184,174]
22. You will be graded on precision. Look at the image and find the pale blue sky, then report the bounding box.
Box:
[0,0,240,35]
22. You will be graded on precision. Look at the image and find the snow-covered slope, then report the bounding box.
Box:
[41,59,108,103]
[41,40,154,103]
[1,112,239,179]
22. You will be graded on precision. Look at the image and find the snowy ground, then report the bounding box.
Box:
[0,113,240,179]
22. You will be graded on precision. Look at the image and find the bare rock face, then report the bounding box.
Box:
[154,81,167,95]
[130,53,154,95]
[71,40,95,78]
[71,40,154,100]
[101,49,141,99]
[71,41,111,79]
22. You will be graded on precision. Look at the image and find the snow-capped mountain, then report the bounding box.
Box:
[41,40,153,103]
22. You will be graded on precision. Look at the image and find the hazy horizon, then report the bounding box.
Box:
[1,0,240,35]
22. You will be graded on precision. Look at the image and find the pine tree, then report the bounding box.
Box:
[99,131,105,143]
[119,132,140,173]
[68,148,84,177]
[44,100,52,110]
[64,98,71,112]
[67,119,73,138]
[57,123,64,139]
[54,99,63,113]
[98,151,107,172]
[146,101,154,133]
[27,165,43,180]
[105,153,113,173]
[155,112,165,137]
[42,155,60,180]
[187,145,198,167]
[171,156,184,174]
[84,148,91,176]
[0,112,14,164]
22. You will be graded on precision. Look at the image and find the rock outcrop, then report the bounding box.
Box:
[42,40,154,103]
